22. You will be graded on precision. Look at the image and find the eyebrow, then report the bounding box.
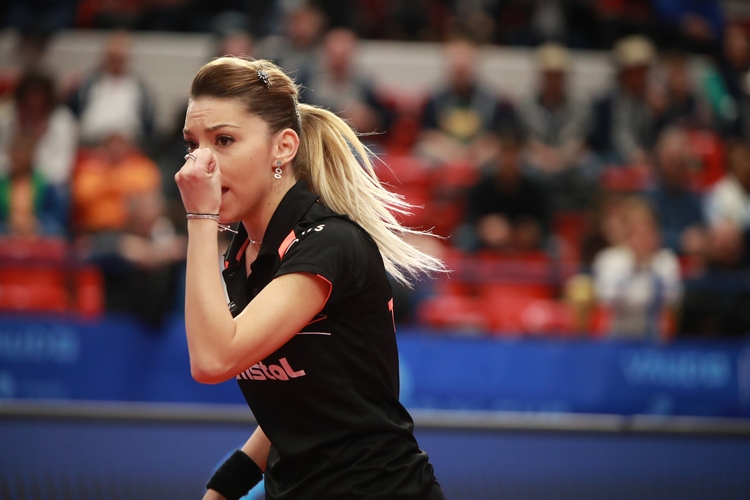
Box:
[183,123,240,135]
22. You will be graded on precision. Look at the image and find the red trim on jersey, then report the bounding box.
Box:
[315,274,333,310]
[237,238,250,261]
[225,238,251,268]
[305,314,328,326]
[388,297,396,332]
[278,230,296,260]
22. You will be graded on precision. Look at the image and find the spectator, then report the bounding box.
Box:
[679,220,750,337]
[0,132,67,236]
[258,2,326,84]
[704,141,750,230]
[0,70,78,186]
[587,0,655,50]
[519,42,597,210]
[652,0,724,54]
[71,133,161,234]
[652,50,711,130]
[416,37,517,166]
[592,196,683,340]
[643,127,705,255]
[580,191,630,266]
[588,35,660,165]
[301,28,392,139]
[703,24,750,140]
[67,30,156,148]
[84,188,187,328]
[458,132,549,252]
[4,0,77,34]
[215,30,254,59]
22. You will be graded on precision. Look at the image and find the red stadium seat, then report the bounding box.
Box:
[553,211,588,264]
[376,154,431,189]
[685,129,725,189]
[482,294,573,335]
[0,236,67,262]
[74,266,104,318]
[417,293,489,331]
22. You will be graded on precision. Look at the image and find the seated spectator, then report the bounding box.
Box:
[593,196,683,340]
[301,28,392,140]
[457,133,549,252]
[416,37,517,167]
[67,30,156,148]
[519,42,597,210]
[258,2,326,84]
[652,50,711,131]
[580,191,630,266]
[83,188,187,328]
[588,35,661,165]
[652,0,724,54]
[0,70,78,186]
[4,0,77,34]
[584,0,655,50]
[0,132,67,236]
[643,127,705,255]
[215,30,255,59]
[72,133,161,234]
[679,220,750,337]
[703,24,750,140]
[704,141,750,230]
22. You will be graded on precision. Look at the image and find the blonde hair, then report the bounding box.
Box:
[190,56,445,285]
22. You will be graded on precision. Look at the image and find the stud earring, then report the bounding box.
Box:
[274,161,282,179]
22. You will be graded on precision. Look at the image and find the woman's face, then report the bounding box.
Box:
[183,97,275,222]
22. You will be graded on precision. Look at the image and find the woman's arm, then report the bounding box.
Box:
[241,426,271,471]
[184,220,329,383]
[177,148,329,384]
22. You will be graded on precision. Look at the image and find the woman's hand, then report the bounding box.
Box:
[202,489,227,500]
[175,148,222,214]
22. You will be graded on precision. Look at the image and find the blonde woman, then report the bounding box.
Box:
[175,57,446,500]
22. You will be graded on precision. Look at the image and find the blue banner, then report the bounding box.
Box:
[398,334,750,417]
[1,315,749,417]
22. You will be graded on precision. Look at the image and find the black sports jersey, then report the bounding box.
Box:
[222,180,436,500]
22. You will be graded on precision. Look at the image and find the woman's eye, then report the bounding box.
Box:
[185,141,197,152]
[216,135,234,147]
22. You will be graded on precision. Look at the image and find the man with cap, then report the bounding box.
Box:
[588,35,661,165]
[519,42,596,210]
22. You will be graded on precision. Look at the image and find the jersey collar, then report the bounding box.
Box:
[223,179,319,268]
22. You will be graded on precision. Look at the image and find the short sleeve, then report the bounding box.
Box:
[274,219,364,307]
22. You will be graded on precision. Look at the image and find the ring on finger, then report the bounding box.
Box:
[184,153,197,161]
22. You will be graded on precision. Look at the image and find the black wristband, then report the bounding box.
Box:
[206,449,263,500]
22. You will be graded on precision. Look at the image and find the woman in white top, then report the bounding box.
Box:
[593,196,683,339]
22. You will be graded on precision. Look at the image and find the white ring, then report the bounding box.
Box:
[184,153,197,161]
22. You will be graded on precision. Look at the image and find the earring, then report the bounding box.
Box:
[274,161,282,179]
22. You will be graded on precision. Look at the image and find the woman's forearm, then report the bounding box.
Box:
[184,219,238,382]
[241,426,271,472]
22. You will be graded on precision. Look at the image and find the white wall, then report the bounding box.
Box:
[0,29,656,135]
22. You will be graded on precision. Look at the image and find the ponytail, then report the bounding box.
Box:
[293,104,446,286]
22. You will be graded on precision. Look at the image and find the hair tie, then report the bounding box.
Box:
[257,69,271,88]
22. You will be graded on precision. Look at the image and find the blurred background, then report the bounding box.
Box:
[1,0,750,499]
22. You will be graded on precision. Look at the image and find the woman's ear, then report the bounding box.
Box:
[273,128,300,167]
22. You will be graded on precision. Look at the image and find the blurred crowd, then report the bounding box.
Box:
[1,1,750,340]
